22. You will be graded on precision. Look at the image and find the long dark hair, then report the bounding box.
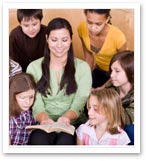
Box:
[109,50,134,90]
[36,17,77,96]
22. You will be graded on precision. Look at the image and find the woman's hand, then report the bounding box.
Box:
[40,118,54,125]
[36,112,54,125]
[57,116,70,126]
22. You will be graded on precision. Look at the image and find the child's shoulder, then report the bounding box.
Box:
[40,24,47,31]
[77,121,92,131]
[76,121,96,141]
[10,26,22,35]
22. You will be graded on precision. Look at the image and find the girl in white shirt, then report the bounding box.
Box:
[76,88,130,145]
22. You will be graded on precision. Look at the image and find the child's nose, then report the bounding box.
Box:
[110,71,114,78]
[88,107,94,115]
[91,24,97,30]
[25,98,31,105]
[29,26,33,31]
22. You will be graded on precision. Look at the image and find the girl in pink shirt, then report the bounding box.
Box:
[76,88,130,145]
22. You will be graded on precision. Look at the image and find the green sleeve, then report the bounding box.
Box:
[26,60,46,119]
[70,60,92,117]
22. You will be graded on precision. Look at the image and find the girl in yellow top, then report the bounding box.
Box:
[78,9,127,88]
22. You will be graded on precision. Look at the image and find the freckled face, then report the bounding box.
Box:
[15,89,35,112]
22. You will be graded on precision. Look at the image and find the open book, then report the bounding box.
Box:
[26,122,75,135]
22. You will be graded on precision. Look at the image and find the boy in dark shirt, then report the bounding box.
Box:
[9,9,47,72]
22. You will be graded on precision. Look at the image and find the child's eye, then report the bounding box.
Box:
[24,24,29,27]
[32,23,37,26]
[94,108,97,111]
[29,96,34,99]
[94,106,101,113]
[19,96,25,99]
[87,20,92,25]
[95,23,103,26]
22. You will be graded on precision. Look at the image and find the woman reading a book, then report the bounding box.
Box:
[27,17,92,145]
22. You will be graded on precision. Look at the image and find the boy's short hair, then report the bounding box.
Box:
[17,9,43,23]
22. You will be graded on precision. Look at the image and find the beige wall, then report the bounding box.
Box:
[9,9,134,60]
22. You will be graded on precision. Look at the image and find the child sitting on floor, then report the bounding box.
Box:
[9,73,37,145]
[76,88,130,145]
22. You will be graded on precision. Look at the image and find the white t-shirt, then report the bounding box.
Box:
[76,121,130,145]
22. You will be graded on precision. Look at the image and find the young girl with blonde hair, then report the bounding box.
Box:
[76,88,130,145]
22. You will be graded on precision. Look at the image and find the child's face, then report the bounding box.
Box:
[87,95,108,126]
[110,60,129,87]
[20,17,41,38]
[86,11,108,36]
[15,89,35,112]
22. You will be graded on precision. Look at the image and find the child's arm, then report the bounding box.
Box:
[76,125,85,145]
[76,137,83,145]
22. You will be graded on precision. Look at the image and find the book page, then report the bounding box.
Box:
[26,122,75,135]
[50,122,75,135]
[26,124,52,133]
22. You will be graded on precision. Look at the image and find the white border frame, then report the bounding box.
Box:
[2,2,140,153]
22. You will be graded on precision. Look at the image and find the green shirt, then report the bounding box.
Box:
[27,57,92,125]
